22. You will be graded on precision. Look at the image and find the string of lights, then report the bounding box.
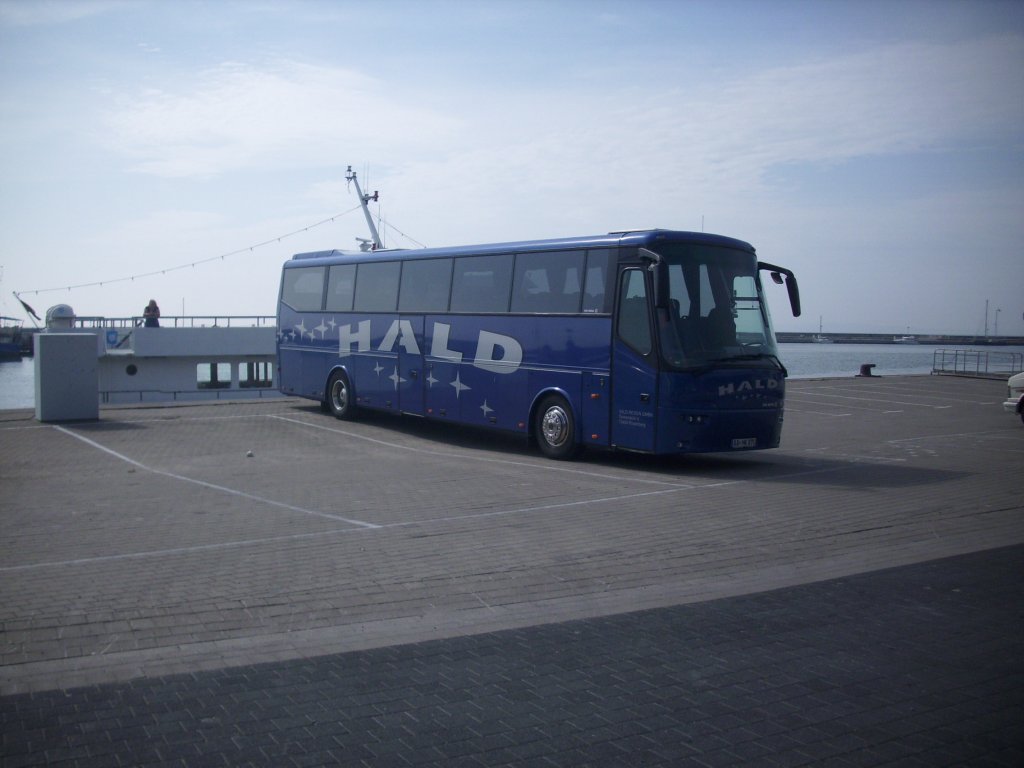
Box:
[378,217,427,249]
[14,204,364,299]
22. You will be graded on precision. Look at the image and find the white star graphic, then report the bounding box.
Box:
[294,320,309,339]
[426,371,438,388]
[314,320,329,338]
[374,362,385,377]
[451,371,471,398]
[480,400,494,417]
[389,367,406,390]
[327,318,337,330]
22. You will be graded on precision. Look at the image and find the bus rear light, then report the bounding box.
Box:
[590,393,601,400]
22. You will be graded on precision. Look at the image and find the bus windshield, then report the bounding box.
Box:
[653,243,780,370]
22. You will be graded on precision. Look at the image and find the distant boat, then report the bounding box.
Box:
[893,335,918,344]
[0,317,26,359]
[812,316,833,343]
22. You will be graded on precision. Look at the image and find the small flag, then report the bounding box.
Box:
[15,294,41,321]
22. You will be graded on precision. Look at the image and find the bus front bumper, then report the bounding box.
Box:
[658,406,785,454]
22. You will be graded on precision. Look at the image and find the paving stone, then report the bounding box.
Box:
[2,546,1020,766]
[2,380,1023,765]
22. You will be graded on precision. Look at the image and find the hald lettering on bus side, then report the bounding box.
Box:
[338,319,524,374]
[717,379,780,397]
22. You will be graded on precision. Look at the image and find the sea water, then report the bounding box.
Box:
[0,357,35,410]
[1,344,1021,411]
[780,343,944,379]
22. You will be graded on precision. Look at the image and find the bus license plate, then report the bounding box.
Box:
[731,438,757,448]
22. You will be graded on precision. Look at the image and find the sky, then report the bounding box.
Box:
[1,0,1022,336]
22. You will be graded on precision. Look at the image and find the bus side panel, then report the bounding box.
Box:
[398,316,425,415]
[278,345,306,398]
[278,304,330,401]
[422,316,528,429]
[580,371,611,446]
[422,316,466,422]
[422,315,611,436]
[339,313,399,412]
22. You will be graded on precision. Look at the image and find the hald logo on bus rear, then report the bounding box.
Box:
[718,378,780,397]
[338,319,523,374]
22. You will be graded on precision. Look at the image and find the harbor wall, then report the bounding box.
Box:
[777,332,1024,345]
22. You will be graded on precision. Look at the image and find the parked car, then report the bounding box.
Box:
[1004,372,1024,425]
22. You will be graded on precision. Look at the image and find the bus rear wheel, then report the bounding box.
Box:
[326,370,355,420]
[535,395,579,460]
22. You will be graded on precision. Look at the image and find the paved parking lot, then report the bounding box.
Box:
[1,374,1022,764]
[2,546,1021,766]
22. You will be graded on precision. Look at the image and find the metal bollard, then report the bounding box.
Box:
[857,363,877,377]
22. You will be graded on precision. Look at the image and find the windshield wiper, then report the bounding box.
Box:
[716,353,788,376]
[672,353,788,377]
[729,354,790,378]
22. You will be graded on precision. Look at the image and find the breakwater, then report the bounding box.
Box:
[778,332,1024,346]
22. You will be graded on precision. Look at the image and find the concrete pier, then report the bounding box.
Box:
[1,375,1021,765]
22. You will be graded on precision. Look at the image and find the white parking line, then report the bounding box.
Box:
[0,462,848,573]
[52,425,381,529]
[270,414,693,488]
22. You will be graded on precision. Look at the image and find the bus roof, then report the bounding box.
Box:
[286,229,755,266]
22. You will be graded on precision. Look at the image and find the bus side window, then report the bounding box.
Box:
[511,250,584,313]
[399,258,452,312]
[583,249,614,314]
[326,264,356,312]
[354,261,400,312]
[617,269,652,355]
[451,254,513,313]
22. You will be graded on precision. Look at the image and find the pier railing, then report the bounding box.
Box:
[932,349,1023,379]
[72,315,276,329]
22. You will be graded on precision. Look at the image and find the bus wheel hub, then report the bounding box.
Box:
[541,406,570,447]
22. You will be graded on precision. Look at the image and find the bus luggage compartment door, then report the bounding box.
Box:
[398,316,425,415]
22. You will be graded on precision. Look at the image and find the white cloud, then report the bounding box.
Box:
[102,61,463,178]
[709,36,1024,167]
[0,0,126,26]
[98,33,1022,201]
[366,34,1024,246]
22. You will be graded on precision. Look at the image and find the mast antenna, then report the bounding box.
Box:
[346,165,383,250]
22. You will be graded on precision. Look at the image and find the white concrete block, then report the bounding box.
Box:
[35,333,99,422]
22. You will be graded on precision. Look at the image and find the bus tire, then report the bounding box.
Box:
[326,370,355,420]
[534,394,579,460]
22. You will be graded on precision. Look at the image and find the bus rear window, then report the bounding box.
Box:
[281,267,325,311]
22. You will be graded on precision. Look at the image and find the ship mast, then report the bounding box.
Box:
[345,166,383,251]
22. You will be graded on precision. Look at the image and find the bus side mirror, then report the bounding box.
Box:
[639,247,670,309]
[758,261,801,317]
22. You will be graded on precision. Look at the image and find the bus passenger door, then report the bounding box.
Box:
[397,316,425,415]
[611,269,658,451]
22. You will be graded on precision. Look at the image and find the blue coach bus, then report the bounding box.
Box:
[276,229,800,459]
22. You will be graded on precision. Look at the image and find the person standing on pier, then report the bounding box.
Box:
[143,299,161,327]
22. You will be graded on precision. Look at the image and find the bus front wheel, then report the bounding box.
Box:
[535,395,579,460]
[326,371,355,420]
